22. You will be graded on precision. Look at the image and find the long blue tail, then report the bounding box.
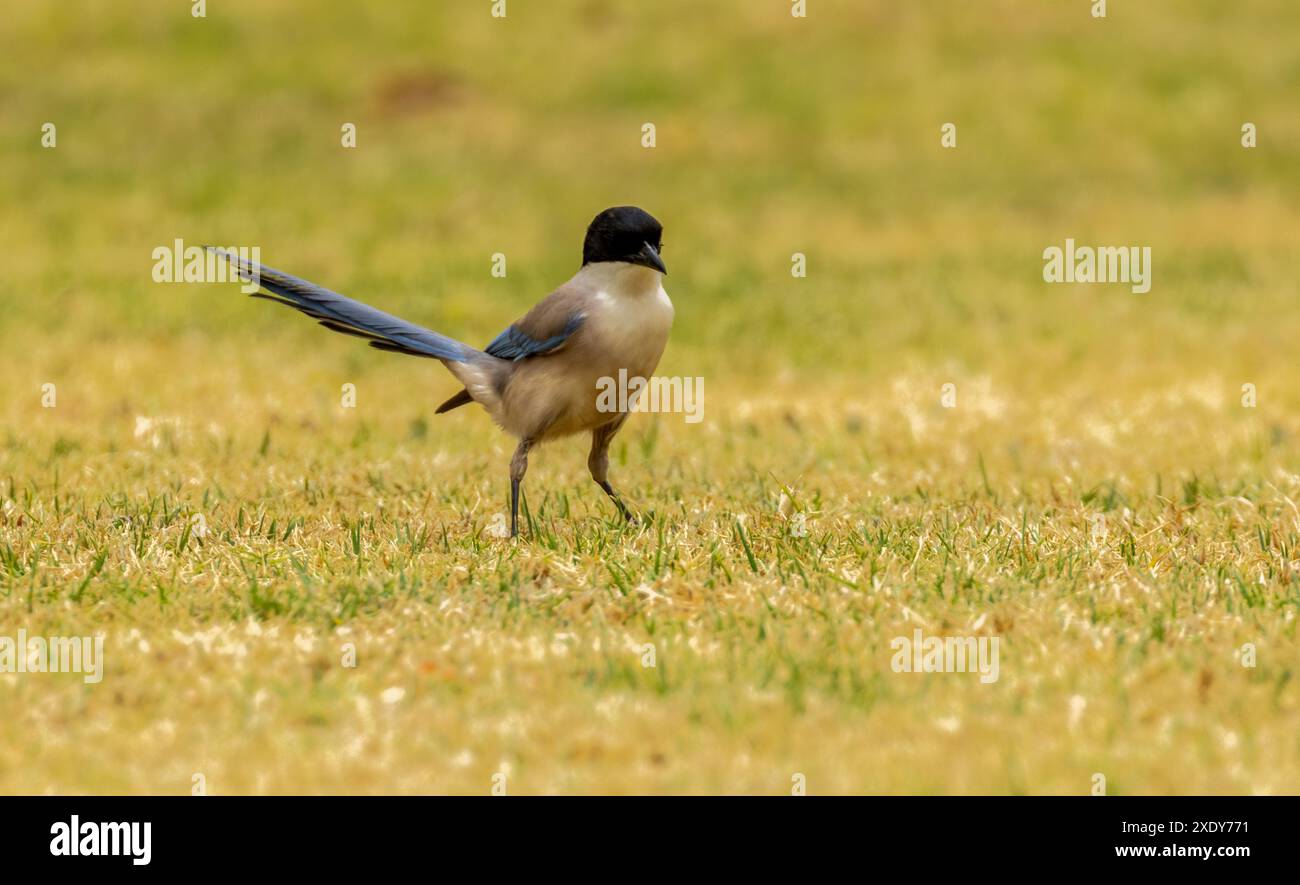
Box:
[206,246,475,363]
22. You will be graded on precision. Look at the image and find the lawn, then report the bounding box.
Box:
[1,0,1297,793]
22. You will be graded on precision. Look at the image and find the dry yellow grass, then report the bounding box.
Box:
[4,364,1298,793]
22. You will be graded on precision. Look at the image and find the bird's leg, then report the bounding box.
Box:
[509,438,533,538]
[589,422,636,524]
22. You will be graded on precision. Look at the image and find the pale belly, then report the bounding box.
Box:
[500,287,673,440]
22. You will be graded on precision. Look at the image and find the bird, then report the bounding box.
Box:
[207,206,672,538]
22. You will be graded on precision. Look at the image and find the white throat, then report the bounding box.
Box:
[575,261,664,297]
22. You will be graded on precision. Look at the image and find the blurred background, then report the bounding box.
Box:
[5,1,1297,391]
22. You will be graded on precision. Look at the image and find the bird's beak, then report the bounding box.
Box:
[632,241,667,275]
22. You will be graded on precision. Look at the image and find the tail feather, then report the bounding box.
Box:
[207,246,475,363]
[435,389,475,413]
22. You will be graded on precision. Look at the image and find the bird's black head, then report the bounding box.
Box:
[582,206,666,275]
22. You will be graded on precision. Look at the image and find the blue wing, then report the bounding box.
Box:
[485,313,584,361]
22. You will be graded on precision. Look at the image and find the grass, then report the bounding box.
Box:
[1,0,1298,794]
